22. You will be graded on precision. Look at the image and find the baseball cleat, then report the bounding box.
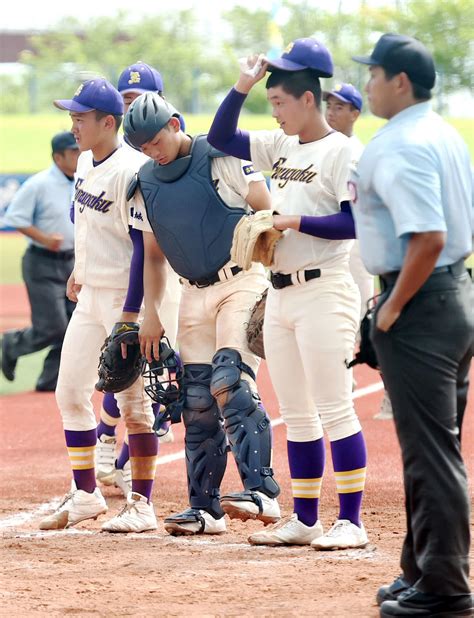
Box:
[311,519,369,550]
[220,490,281,525]
[248,513,323,546]
[95,434,117,485]
[158,424,175,444]
[114,460,132,497]
[39,486,108,530]
[164,508,226,536]
[101,492,157,533]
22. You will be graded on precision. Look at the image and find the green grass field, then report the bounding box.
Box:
[0,113,473,173]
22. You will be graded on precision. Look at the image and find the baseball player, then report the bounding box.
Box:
[39,77,158,533]
[124,92,281,536]
[208,38,368,549]
[323,84,394,421]
[96,62,183,496]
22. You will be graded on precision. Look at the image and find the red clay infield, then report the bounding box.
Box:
[1,283,472,617]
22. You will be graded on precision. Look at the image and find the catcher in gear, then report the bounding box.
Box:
[125,91,281,538]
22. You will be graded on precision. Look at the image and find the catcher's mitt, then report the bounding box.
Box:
[231,210,282,270]
[246,288,268,359]
[95,322,144,393]
[345,298,380,371]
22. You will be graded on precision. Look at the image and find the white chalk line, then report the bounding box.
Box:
[0,380,383,534]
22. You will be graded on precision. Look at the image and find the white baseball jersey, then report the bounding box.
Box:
[131,155,264,236]
[73,145,145,289]
[250,129,353,273]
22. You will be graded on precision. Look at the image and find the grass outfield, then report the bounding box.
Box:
[0,113,473,173]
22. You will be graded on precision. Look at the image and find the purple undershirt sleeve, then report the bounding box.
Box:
[123,226,144,314]
[299,201,356,240]
[207,88,251,160]
[70,202,74,223]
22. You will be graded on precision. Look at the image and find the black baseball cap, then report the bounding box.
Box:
[352,33,436,90]
[51,131,79,153]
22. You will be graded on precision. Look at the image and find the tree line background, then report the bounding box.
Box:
[1,0,473,115]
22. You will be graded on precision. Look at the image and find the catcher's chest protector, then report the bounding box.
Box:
[138,135,246,281]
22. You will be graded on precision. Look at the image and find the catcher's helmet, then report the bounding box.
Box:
[142,337,184,433]
[124,92,179,149]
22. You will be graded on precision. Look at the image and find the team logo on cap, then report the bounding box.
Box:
[335,84,343,91]
[74,84,84,97]
[284,42,294,54]
[128,71,142,85]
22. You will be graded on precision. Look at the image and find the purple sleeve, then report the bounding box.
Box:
[299,201,356,240]
[123,227,144,313]
[70,202,74,223]
[207,88,251,160]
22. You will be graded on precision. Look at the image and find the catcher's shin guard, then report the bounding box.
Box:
[182,364,227,519]
[210,348,280,499]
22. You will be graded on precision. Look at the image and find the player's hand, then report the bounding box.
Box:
[235,54,268,94]
[66,271,82,303]
[376,298,401,332]
[119,312,140,359]
[273,214,301,231]
[139,312,165,362]
[44,233,64,252]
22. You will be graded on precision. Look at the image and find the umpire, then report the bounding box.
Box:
[351,34,473,617]
[1,132,79,391]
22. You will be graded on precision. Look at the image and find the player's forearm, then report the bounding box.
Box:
[298,202,356,239]
[384,231,446,312]
[123,227,144,314]
[208,88,251,160]
[143,254,167,315]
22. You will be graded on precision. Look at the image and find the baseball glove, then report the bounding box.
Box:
[246,288,268,359]
[345,299,380,371]
[231,210,282,270]
[95,322,144,393]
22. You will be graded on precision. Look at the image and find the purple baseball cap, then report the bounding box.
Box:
[117,62,164,95]
[54,78,124,115]
[267,38,333,78]
[323,83,363,111]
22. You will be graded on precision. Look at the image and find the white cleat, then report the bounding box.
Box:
[374,390,394,420]
[164,508,226,536]
[220,490,281,525]
[95,434,117,485]
[311,519,369,550]
[158,425,175,444]
[39,486,108,530]
[248,513,323,546]
[101,492,158,533]
[114,460,132,497]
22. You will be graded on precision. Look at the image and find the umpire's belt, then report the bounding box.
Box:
[187,265,243,288]
[380,258,466,290]
[29,245,74,261]
[270,268,321,290]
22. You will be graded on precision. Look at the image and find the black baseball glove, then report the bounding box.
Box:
[95,322,144,393]
[345,298,380,371]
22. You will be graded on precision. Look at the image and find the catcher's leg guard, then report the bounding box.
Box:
[182,364,227,519]
[210,348,280,499]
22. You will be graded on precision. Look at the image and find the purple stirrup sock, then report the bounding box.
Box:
[65,428,97,493]
[287,439,325,527]
[330,431,367,526]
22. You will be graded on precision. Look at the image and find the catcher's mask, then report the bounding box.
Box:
[142,337,184,431]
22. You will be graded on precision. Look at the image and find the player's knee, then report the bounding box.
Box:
[210,347,256,407]
[182,364,221,435]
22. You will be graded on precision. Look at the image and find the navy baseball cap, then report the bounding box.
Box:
[267,38,333,78]
[323,83,363,111]
[51,131,79,153]
[117,62,164,95]
[54,78,124,115]
[352,33,436,90]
